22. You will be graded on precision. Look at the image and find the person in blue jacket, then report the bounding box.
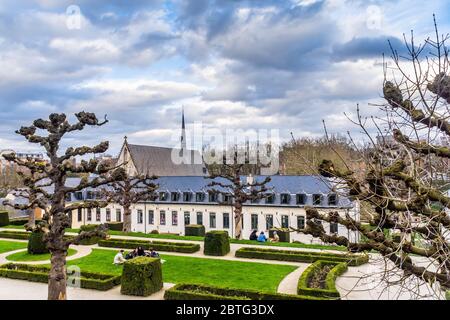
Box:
[257,231,267,242]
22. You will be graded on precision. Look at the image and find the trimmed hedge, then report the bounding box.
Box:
[0,211,10,227]
[28,231,49,254]
[204,231,230,256]
[98,238,200,253]
[297,260,348,299]
[269,228,290,242]
[79,224,101,245]
[0,230,30,240]
[107,222,123,231]
[164,283,326,300]
[235,247,369,266]
[185,224,205,237]
[0,263,121,291]
[8,218,28,226]
[121,257,163,296]
[446,290,450,300]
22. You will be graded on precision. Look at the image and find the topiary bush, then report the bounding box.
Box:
[0,211,10,227]
[269,228,290,242]
[185,224,205,237]
[28,231,49,254]
[204,231,230,256]
[98,238,200,253]
[78,224,101,245]
[121,257,163,296]
[150,230,159,234]
[106,222,123,231]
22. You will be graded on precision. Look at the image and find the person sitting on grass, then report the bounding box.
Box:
[125,248,137,260]
[249,229,258,241]
[257,231,267,242]
[270,231,280,243]
[150,248,160,258]
[113,250,126,265]
[137,246,146,257]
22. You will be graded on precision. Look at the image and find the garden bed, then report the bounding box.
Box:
[0,230,30,240]
[98,238,200,253]
[164,283,324,300]
[235,247,368,266]
[297,260,348,299]
[0,263,121,291]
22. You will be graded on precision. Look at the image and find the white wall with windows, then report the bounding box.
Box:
[70,201,360,244]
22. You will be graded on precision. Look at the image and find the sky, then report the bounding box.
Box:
[0,0,449,157]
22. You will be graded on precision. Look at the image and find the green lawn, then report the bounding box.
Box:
[0,240,27,254]
[6,248,77,262]
[1,225,27,230]
[65,249,296,293]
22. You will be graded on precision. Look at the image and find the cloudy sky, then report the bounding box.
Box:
[0,0,449,156]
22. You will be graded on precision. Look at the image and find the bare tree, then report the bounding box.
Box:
[294,17,450,298]
[2,112,126,300]
[101,172,158,232]
[207,150,271,239]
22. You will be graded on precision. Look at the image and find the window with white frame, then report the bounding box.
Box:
[137,209,143,224]
[172,211,178,226]
[160,210,166,225]
[210,212,216,228]
[148,210,154,224]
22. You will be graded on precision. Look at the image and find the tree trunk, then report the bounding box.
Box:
[48,249,67,300]
[123,206,132,232]
[234,207,243,240]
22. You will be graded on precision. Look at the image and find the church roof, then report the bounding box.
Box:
[127,143,207,176]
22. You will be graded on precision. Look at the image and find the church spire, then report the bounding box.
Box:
[181,106,186,150]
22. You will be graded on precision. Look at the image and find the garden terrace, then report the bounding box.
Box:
[98,238,200,253]
[0,263,121,291]
[65,248,296,293]
[297,260,348,299]
[164,283,324,300]
[235,247,368,266]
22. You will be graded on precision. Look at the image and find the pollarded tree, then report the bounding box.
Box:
[295,18,450,298]
[207,150,271,239]
[101,172,158,232]
[2,112,126,300]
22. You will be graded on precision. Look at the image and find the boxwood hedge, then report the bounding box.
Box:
[446,290,450,300]
[78,224,102,245]
[98,238,200,253]
[106,222,123,231]
[235,247,368,266]
[28,231,49,254]
[185,224,205,237]
[204,231,230,256]
[121,257,163,296]
[297,260,348,299]
[0,230,31,240]
[0,263,121,291]
[0,211,10,227]
[164,283,326,300]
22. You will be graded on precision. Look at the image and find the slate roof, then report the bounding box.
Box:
[127,144,207,176]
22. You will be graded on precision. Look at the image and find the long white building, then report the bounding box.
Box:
[68,175,360,243]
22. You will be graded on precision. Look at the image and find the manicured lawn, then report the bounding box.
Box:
[6,248,77,262]
[1,225,26,230]
[0,240,27,254]
[65,249,296,293]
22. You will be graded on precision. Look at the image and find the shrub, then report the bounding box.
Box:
[0,263,120,291]
[106,222,123,231]
[150,230,159,234]
[8,218,28,226]
[79,224,101,245]
[297,260,348,299]
[98,238,200,253]
[121,257,163,296]
[185,224,205,237]
[0,230,30,240]
[235,247,368,266]
[446,290,450,300]
[0,211,10,227]
[204,231,230,256]
[28,231,49,254]
[269,228,290,242]
[164,283,325,300]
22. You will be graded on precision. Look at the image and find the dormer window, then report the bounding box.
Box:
[183,192,192,202]
[280,193,291,204]
[222,193,233,204]
[159,192,168,201]
[296,194,307,205]
[74,192,83,201]
[86,191,94,200]
[313,194,322,206]
[328,194,338,206]
[265,193,275,204]
[195,192,205,202]
[171,192,180,202]
[208,192,218,202]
